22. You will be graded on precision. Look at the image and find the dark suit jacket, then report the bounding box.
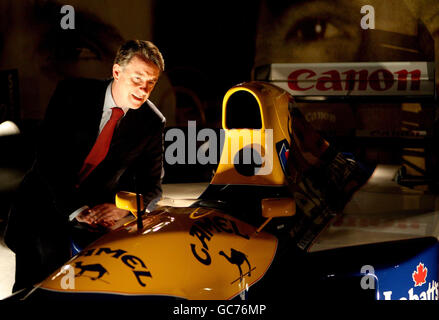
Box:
[4,78,165,252]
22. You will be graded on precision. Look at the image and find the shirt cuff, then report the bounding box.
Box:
[69,205,89,221]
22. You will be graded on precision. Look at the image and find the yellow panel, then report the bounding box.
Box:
[39,207,278,300]
[212,82,292,187]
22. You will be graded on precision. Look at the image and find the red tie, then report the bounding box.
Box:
[77,107,124,185]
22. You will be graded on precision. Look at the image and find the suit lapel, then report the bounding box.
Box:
[106,102,151,163]
[80,98,152,187]
[111,102,150,144]
[76,80,110,160]
[90,80,111,139]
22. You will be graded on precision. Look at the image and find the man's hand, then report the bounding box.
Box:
[76,204,130,227]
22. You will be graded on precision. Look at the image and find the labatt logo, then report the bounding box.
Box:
[383,262,439,300]
[412,262,427,287]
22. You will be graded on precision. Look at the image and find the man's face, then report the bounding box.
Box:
[111,55,160,110]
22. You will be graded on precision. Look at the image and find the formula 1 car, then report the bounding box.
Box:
[6,62,439,301]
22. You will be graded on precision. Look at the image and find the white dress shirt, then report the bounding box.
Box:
[98,81,129,134]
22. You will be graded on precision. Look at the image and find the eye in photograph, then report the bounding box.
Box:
[40,32,103,63]
[75,45,101,61]
[285,17,342,43]
[254,0,363,64]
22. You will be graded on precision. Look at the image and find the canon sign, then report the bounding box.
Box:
[268,62,434,96]
[287,68,420,92]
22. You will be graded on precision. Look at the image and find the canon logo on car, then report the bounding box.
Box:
[287,68,420,92]
[268,62,434,96]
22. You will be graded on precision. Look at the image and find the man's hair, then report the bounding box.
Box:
[114,40,165,72]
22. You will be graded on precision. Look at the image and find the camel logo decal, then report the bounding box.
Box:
[219,248,256,284]
[74,261,109,281]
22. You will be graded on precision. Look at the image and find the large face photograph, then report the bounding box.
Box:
[0,0,438,309]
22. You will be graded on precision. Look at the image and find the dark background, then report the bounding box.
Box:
[0,1,262,222]
[153,1,260,126]
[0,0,438,222]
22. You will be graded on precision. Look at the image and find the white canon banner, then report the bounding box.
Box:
[269,62,435,96]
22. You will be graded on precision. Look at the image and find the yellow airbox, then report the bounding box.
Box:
[211,82,292,186]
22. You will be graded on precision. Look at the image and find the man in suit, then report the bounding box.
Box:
[4,40,166,291]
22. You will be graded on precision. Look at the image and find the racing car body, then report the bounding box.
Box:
[9,62,439,301]
[35,206,279,300]
[12,81,296,301]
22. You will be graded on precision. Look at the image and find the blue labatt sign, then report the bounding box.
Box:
[377,243,439,300]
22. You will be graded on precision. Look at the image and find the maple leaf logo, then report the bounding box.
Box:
[412,262,428,287]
